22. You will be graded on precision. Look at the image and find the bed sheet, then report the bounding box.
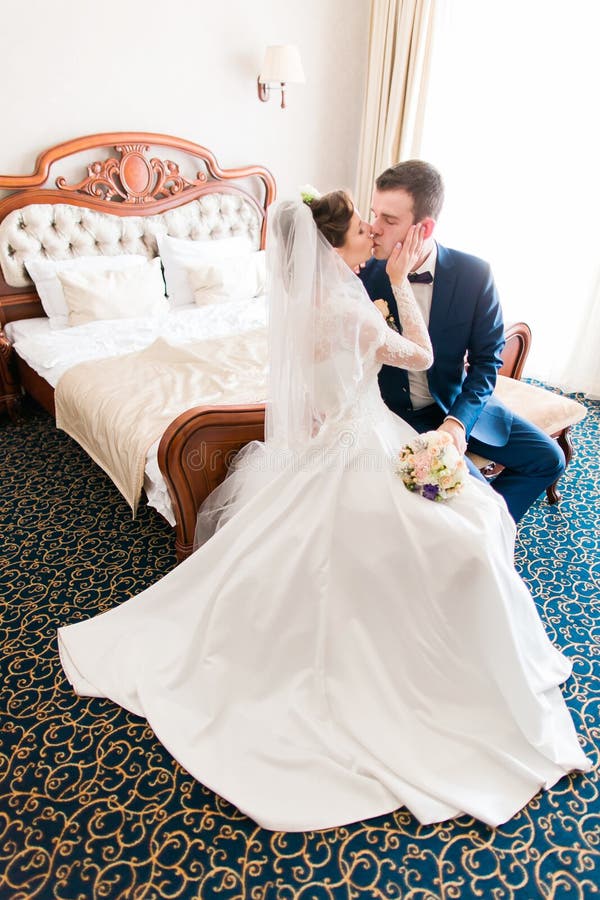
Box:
[6,298,267,525]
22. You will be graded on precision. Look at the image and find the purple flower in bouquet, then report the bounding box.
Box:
[422,483,439,501]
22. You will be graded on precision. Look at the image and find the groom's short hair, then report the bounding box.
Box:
[376,160,444,223]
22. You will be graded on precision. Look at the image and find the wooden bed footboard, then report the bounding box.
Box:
[158,403,266,562]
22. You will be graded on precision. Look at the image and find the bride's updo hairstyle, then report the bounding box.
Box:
[266,193,355,295]
[304,191,354,247]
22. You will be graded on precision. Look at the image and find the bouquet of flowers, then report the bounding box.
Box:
[395,430,468,502]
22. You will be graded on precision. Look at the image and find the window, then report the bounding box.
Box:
[420,0,600,380]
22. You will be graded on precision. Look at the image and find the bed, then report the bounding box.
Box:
[0,132,274,561]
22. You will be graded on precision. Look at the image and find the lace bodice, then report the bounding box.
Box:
[312,279,433,439]
[315,279,431,366]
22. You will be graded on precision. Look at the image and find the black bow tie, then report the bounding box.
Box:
[407,271,433,284]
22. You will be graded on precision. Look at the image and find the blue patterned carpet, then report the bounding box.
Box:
[1,391,598,900]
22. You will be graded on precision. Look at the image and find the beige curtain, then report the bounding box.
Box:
[554,276,600,400]
[355,0,439,217]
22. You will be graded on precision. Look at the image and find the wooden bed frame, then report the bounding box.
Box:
[0,133,274,561]
[0,133,537,563]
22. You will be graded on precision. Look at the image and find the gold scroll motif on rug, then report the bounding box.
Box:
[55,331,267,514]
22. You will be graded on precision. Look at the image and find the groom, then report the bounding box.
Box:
[359,160,564,523]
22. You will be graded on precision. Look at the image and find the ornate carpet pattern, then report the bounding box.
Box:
[1,391,598,900]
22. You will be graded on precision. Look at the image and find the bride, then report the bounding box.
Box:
[58,193,590,832]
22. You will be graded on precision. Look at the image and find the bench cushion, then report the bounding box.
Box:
[468,376,586,468]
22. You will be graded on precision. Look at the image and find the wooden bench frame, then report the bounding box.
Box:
[484,321,573,505]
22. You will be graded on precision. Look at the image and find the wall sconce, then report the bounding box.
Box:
[257,45,305,109]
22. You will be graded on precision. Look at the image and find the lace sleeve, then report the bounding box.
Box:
[375,281,433,370]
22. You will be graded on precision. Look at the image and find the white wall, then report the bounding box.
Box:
[0,0,370,201]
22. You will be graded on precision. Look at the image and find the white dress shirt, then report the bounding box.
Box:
[406,244,437,410]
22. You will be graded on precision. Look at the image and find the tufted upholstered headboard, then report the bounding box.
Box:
[0,132,276,325]
[0,196,264,289]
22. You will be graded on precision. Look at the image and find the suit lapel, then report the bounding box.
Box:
[429,243,458,344]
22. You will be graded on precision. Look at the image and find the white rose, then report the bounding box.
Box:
[441,444,461,470]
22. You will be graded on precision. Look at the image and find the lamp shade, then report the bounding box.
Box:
[259,45,305,84]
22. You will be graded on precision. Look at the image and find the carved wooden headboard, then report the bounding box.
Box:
[0,132,276,327]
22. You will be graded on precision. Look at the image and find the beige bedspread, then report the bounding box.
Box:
[55,331,267,514]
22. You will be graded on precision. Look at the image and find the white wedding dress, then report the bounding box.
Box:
[58,202,590,832]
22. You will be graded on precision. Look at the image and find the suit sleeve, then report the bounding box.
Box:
[446,264,505,439]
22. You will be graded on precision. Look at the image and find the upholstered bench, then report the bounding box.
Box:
[468,323,587,503]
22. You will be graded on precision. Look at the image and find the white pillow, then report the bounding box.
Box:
[157,233,253,309]
[187,251,266,306]
[58,258,168,327]
[25,253,149,326]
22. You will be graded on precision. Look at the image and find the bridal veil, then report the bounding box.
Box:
[195,199,389,544]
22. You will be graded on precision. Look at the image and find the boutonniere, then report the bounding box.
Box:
[373,299,399,333]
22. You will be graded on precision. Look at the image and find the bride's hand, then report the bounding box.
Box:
[385,224,425,285]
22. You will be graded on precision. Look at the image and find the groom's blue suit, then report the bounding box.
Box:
[359,244,565,522]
